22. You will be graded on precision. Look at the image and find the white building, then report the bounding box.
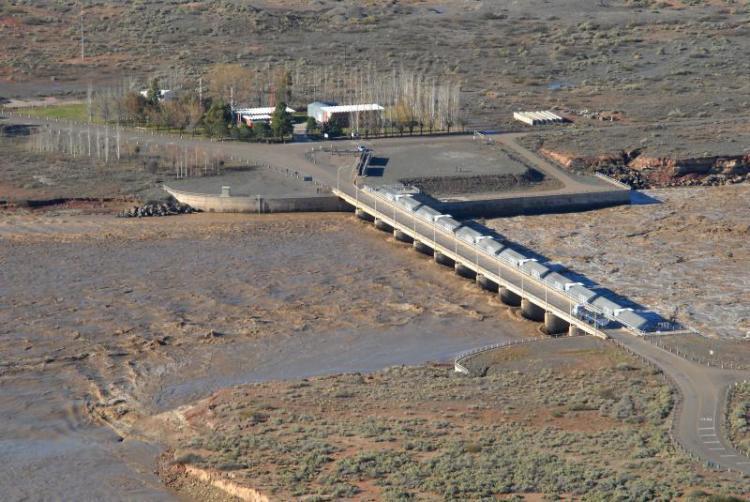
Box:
[234,106,295,127]
[513,110,565,126]
[308,102,384,125]
[139,89,177,102]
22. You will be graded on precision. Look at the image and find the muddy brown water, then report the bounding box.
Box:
[0,212,530,499]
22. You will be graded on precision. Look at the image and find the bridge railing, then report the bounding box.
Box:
[594,172,633,190]
[346,185,616,338]
[352,184,648,337]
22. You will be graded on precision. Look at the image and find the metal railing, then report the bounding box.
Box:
[609,337,750,474]
[352,185,647,338]
[594,172,632,190]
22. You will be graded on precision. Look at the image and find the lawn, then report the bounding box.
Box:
[16,103,90,123]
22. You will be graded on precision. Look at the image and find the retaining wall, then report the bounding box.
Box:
[163,185,352,213]
[439,189,631,219]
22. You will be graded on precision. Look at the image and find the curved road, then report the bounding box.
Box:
[610,331,750,473]
[337,181,750,475]
[5,112,749,474]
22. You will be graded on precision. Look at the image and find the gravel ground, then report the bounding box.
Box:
[168,166,321,197]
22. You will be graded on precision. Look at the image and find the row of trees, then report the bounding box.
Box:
[204,62,464,136]
[85,62,464,140]
[89,76,293,141]
[29,123,243,179]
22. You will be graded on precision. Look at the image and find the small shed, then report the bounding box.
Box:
[513,110,565,126]
[307,101,338,124]
[235,106,295,127]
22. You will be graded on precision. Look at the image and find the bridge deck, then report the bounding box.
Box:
[334,185,631,340]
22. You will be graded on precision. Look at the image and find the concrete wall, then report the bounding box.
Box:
[439,189,630,219]
[164,185,352,214]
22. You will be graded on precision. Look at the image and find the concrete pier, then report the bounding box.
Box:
[544,311,570,335]
[498,287,522,307]
[413,240,433,256]
[374,218,393,232]
[521,298,546,322]
[393,229,414,243]
[355,208,374,221]
[434,251,455,267]
[568,325,583,337]
[454,263,477,279]
[476,274,498,292]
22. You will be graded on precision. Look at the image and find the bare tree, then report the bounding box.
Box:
[205,64,255,107]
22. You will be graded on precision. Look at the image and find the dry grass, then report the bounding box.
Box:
[164,338,749,500]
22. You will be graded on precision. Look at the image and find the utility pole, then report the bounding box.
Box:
[79,2,85,63]
[87,82,93,122]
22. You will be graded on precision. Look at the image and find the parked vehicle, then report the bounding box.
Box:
[573,304,611,329]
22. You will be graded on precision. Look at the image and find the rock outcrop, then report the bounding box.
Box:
[118,199,196,218]
[541,147,750,189]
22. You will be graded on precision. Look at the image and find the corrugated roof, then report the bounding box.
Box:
[321,104,384,113]
[615,309,650,331]
[241,114,271,121]
[235,106,295,115]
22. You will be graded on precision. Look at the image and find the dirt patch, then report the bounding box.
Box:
[400,169,545,196]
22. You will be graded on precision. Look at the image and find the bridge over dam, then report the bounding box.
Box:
[333,183,669,339]
[333,181,750,475]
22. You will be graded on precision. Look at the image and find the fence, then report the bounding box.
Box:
[594,172,633,190]
[454,335,584,376]
[644,335,750,371]
[609,337,750,474]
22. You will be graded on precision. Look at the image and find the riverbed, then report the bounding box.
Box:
[0,210,534,499]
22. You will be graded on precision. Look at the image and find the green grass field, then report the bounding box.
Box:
[17,103,90,123]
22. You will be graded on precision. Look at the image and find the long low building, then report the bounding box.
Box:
[235,106,295,127]
[513,110,565,126]
[308,101,384,125]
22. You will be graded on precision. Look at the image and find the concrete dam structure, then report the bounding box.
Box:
[337,183,668,339]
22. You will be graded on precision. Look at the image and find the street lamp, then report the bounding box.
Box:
[474,235,492,271]
[432,214,451,251]
[518,258,535,299]
[336,164,349,191]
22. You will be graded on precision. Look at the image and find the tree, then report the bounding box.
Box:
[203,100,231,138]
[146,78,161,107]
[236,124,252,141]
[122,91,147,124]
[321,117,342,138]
[185,97,205,136]
[253,122,272,140]
[270,102,293,140]
[162,98,191,134]
[206,64,255,107]
[273,67,292,106]
[305,116,318,134]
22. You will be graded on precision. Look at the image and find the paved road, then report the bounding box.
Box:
[334,183,611,337]
[7,112,750,474]
[340,183,750,475]
[2,113,625,202]
[610,331,750,474]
